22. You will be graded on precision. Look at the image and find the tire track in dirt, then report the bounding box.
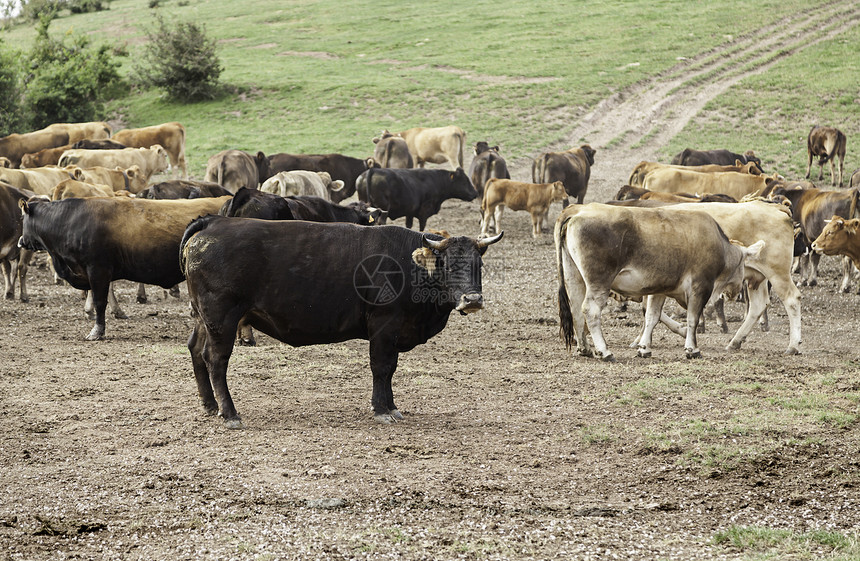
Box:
[511,2,860,202]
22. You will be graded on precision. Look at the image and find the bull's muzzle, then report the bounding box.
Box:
[456,292,484,315]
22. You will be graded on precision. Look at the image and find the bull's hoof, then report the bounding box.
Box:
[114,310,129,320]
[784,347,801,356]
[759,324,769,332]
[636,348,651,358]
[20,295,29,303]
[238,337,257,347]
[390,409,404,421]
[223,418,245,430]
[600,352,616,363]
[201,402,219,416]
[4,292,12,300]
[577,348,593,358]
[808,279,817,287]
[374,412,400,424]
[685,349,702,359]
[720,324,729,334]
[85,326,105,341]
[168,286,180,298]
[137,296,147,304]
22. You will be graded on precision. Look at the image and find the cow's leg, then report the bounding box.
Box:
[727,281,769,351]
[683,295,707,359]
[711,297,728,333]
[480,206,491,236]
[766,273,802,355]
[136,282,147,303]
[418,216,428,231]
[637,295,667,358]
[86,277,111,340]
[838,155,844,187]
[806,253,821,287]
[17,249,31,303]
[188,321,218,415]
[108,283,128,319]
[405,216,414,229]
[168,284,180,298]
[84,290,95,319]
[531,211,541,238]
[1,259,12,299]
[829,157,837,186]
[839,256,853,293]
[201,313,242,428]
[581,287,613,361]
[560,251,592,357]
[368,331,402,423]
[494,205,504,236]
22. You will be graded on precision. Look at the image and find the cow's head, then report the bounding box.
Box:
[448,167,478,201]
[0,156,11,168]
[17,198,52,251]
[412,232,504,314]
[719,239,766,301]
[550,181,567,202]
[580,145,596,166]
[149,144,170,174]
[812,216,859,258]
[742,150,763,172]
[255,151,271,183]
[123,165,147,193]
[345,201,387,226]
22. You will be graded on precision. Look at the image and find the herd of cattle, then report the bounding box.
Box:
[1,120,859,427]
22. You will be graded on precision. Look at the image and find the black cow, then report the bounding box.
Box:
[1,182,32,302]
[671,148,763,171]
[357,167,477,230]
[18,196,231,340]
[265,153,369,203]
[70,138,128,150]
[221,188,387,225]
[138,180,232,200]
[468,142,510,197]
[181,215,503,427]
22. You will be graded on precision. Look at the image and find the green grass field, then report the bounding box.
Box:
[4,0,857,178]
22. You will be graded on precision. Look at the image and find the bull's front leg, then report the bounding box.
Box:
[683,296,707,359]
[637,295,667,358]
[85,276,111,340]
[727,282,768,351]
[17,249,31,302]
[369,334,402,423]
[839,256,853,293]
[136,282,148,303]
[1,260,13,300]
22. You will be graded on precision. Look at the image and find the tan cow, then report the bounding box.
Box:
[45,122,111,144]
[806,125,847,187]
[51,179,118,200]
[20,144,78,168]
[371,131,413,169]
[555,203,763,361]
[481,179,566,238]
[260,170,345,200]
[111,122,187,179]
[0,166,78,196]
[0,128,69,168]
[59,146,170,181]
[613,184,737,203]
[204,149,262,193]
[627,160,762,187]
[0,157,11,168]
[394,125,466,169]
[74,165,148,194]
[642,168,778,200]
[811,216,860,270]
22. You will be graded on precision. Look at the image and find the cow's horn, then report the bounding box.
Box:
[476,231,504,248]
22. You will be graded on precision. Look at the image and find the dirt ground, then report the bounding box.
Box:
[3,11,860,560]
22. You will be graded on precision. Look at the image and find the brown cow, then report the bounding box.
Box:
[532,145,596,206]
[469,141,510,197]
[0,182,32,302]
[20,144,75,168]
[627,160,761,187]
[371,131,413,169]
[59,146,170,181]
[204,149,264,193]
[806,126,847,187]
[111,122,187,179]
[643,168,778,200]
[769,184,860,292]
[481,179,566,238]
[394,125,466,169]
[45,122,111,144]
[613,184,736,203]
[850,168,860,189]
[811,216,860,270]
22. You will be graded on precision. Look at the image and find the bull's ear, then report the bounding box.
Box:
[256,151,266,162]
[18,199,30,214]
[372,137,380,144]
[735,159,742,166]
[330,180,345,192]
[72,167,83,179]
[412,247,437,276]
[492,146,500,152]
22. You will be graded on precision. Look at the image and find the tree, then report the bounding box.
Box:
[135,15,222,102]
[0,38,25,135]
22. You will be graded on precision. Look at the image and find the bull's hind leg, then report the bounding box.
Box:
[85,277,111,340]
[582,287,614,362]
[188,321,218,415]
[637,295,667,358]
[683,295,707,359]
[561,251,592,357]
[201,319,242,429]
[1,259,13,299]
[368,331,403,423]
[727,281,768,351]
[17,249,31,303]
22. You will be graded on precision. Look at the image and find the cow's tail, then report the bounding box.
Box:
[357,167,373,202]
[554,212,576,350]
[537,153,550,183]
[217,159,227,187]
[457,129,465,169]
[179,215,219,276]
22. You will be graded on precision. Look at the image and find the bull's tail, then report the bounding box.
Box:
[217,159,227,188]
[537,153,550,183]
[554,212,576,350]
[357,167,373,202]
[179,215,219,276]
[457,128,465,169]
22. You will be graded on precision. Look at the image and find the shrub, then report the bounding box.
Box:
[24,16,124,128]
[68,0,110,14]
[0,39,25,136]
[134,15,222,102]
[20,0,63,22]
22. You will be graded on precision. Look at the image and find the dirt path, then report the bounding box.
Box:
[506,1,860,202]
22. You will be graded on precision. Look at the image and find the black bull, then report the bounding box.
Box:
[180,216,503,428]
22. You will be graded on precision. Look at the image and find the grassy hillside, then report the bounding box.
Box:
[3,0,857,178]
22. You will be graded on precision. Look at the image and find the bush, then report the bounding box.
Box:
[20,0,63,22]
[0,39,25,136]
[135,15,222,102]
[24,16,124,128]
[68,0,110,14]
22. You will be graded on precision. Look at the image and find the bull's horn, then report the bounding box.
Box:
[476,231,504,248]
[423,235,448,250]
